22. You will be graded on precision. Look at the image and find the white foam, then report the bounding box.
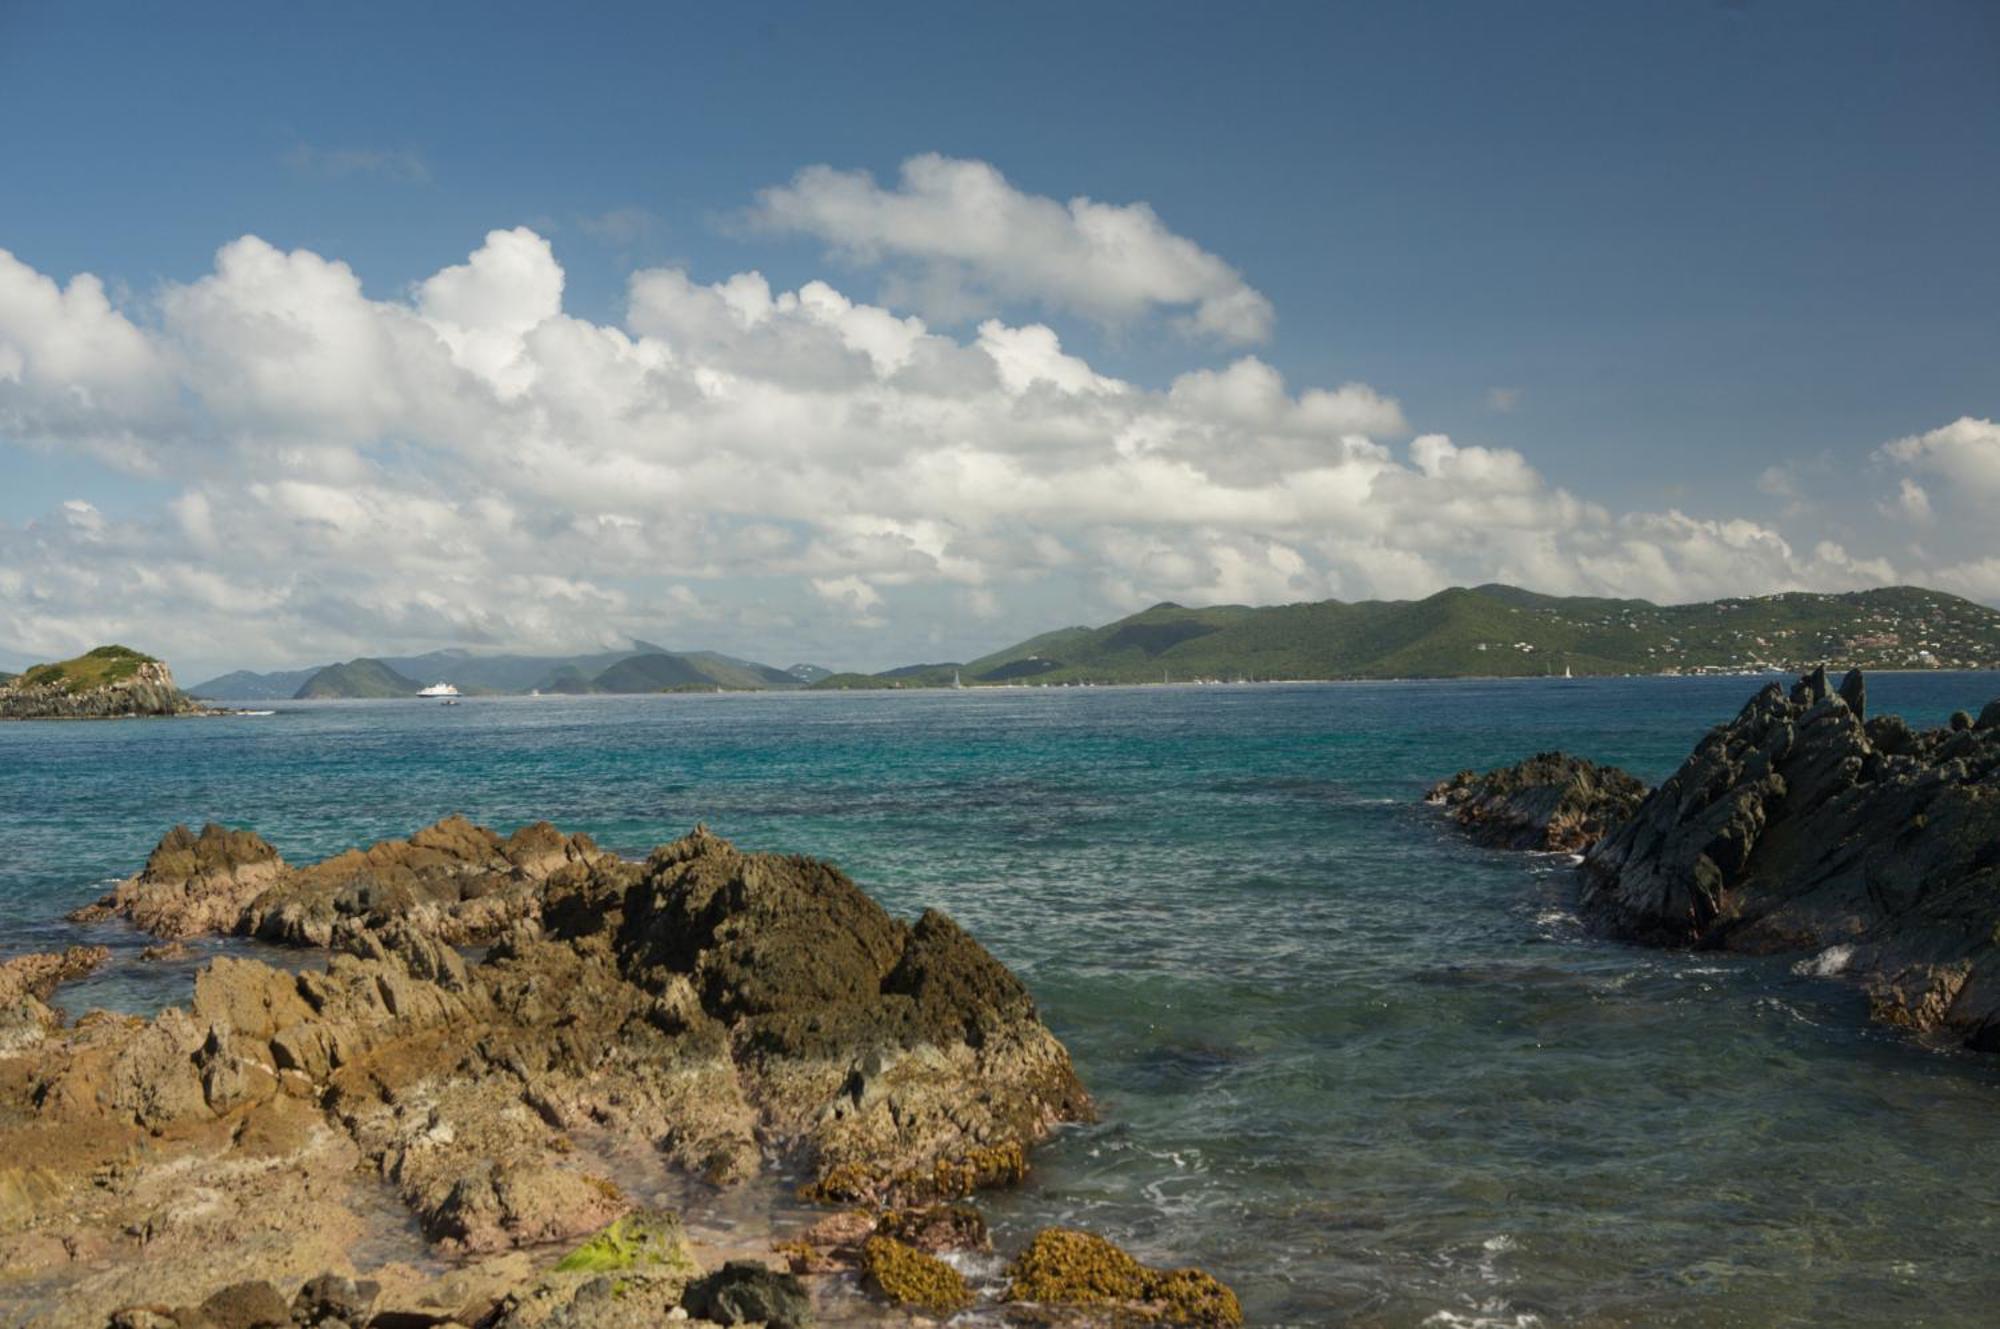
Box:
[1423,1304,1542,1328]
[1793,944,1856,977]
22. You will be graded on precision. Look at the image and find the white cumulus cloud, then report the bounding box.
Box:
[749,154,1276,344]
[0,224,1985,679]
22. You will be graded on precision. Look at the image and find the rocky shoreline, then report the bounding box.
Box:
[1433,667,2000,1051]
[1,822,1241,1328]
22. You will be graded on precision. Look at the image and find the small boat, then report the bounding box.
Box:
[417,682,461,698]
[440,698,462,707]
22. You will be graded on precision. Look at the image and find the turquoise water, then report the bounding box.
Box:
[6,676,2000,1326]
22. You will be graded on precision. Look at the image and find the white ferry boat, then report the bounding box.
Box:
[416,682,461,698]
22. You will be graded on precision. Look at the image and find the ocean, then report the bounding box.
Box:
[5,674,2000,1326]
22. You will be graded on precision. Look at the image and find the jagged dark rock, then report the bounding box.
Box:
[1837,666,1866,720]
[1581,670,2000,1048]
[1426,752,1650,853]
[681,1262,811,1328]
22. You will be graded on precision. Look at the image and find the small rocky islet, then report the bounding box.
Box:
[0,647,214,721]
[0,821,1243,1328]
[1432,665,2000,1050]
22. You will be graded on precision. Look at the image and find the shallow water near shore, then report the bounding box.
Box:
[6,674,2000,1326]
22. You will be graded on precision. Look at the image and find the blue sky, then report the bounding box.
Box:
[1,1,1997,678]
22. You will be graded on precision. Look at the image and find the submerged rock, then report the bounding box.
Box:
[1582,669,2000,1048]
[1427,751,1649,853]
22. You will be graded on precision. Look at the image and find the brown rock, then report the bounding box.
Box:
[0,945,110,1004]
[190,1280,292,1329]
[69,825,285,940]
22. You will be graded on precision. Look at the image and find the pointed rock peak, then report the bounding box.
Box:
[1838,668,1866,721]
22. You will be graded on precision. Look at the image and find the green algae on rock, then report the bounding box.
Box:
[554,1210,698,1275]
[1007,1227,1243,1327]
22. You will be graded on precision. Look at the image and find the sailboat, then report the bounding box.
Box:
[952,669,965,690]
[1564,662,1574,679]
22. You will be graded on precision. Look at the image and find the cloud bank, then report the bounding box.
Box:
[0,198,1991,676]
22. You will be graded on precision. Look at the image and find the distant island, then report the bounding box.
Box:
[170,583,2000,701]
[0,645,210,719]
[196,642,836,700]
[816,584,2000,688]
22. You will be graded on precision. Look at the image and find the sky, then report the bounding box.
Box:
[1,0,1997,680]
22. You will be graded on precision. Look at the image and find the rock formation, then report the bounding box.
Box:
[1428,669,2000,1053]
[0,946,108,1055]
[69,826,287,939]
[1426,751,1650,853]
[0,820,1242,1328]
[70,816,599,947]
[0,647,210,720]
[1580,667,2000,1048]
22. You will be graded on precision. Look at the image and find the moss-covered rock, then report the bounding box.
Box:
[554,1210,697,1275]
[803,1139,1030,1207]
[1006,1228,1242,1327]
[861,1234,973,1317]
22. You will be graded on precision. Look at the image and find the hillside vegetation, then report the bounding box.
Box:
[295,658,421,699]
[816,585,2000,688]
[14,645,161,692]
[1,645,204,718]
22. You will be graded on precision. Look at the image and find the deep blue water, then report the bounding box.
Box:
[6,675,2000,1326]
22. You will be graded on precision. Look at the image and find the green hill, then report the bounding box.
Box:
[187,666,321,700]
[819,584,2000,687]
[592,653,714,692]
[1,645,205,718]
[203,641,816,698]
[295,658,420,699]
[15,644,162,692]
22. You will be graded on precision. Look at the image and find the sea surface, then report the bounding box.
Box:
[6,675,2000,1327]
